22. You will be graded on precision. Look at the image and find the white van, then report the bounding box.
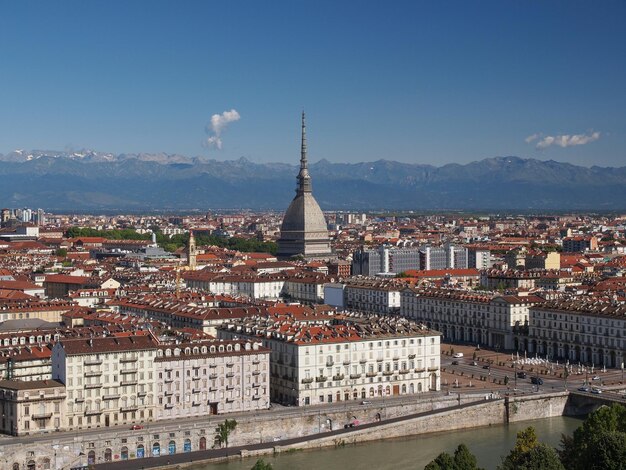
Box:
[453,352,464,358]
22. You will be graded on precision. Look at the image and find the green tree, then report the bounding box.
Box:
[251,459,273,470]
[214,419,237,448]
[424,445,483,470]
[499,444,564,470]
[424,451,455,470]
[453,444,483,470]
[55,248,67,258]
[499,427,564,470]
[559,404,626,470]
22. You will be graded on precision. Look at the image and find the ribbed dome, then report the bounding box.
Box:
[277,113,332,260]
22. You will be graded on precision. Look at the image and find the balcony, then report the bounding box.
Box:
[84,359,102,366]
[399,369,410,375]
[427,367,438,372]
[349,373,361,379]
[343,360,351,365]
[209,387,218,392]
[120,369,138,375]
[252,360,260,365]
[102,394,120,401]
[192,389,200,394]
[408,354,416,359]
[120,356,138,363]
[376,358,383,362]
[359,359,367,364]
[301,377,314,384]
[252,395,262,400]
[382,371,393,376]
[252,370,261,376]
[333,374,345,381]
[137,391,147,398]
[226,372,235,378]
[192,376,201,381]
[414,368,426,373]
[366,372,377,378]
[164,378,173,384]
[209,373,218,380]
[84,409,102,416]
[121,380,138,386]
[120,406,138,412]
[85,371,102,377]
[31,412,52,420]
[164,403,174,409]
[164,390,173,396]
[252,383,261,388]
[74,397,85,403]
[226,397,235,403]
[226,362,234,367]
[209,364,217,368]
[226,385,235,390]
[192,401,201,407]
[325,361,334,367]
[84,383,102,389]
[315,376,327,382]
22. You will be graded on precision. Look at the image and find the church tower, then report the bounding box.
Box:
[187,229,197,269]
[277,113,332,260]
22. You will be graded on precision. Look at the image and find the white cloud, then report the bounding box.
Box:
[205,109,241,150]
[527,131,601,150]
[525,133,540,144]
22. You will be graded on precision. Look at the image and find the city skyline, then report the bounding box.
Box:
[1,1,624,167]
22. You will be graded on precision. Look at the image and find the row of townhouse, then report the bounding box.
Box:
[0,334,269,437]
[400,287,542,350]
[528,299,626,368]
[183,271,331,303]
[218,313,441,407]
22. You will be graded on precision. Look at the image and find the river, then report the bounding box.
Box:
[192,416,582,470]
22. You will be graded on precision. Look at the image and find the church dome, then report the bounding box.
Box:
[277,113,332,259]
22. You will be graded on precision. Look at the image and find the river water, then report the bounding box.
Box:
[194,416,582,470]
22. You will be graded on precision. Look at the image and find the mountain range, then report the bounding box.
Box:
[1,150,626,211]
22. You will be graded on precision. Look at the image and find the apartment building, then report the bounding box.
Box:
[219,314,441,406]
[0,379,66,436]
[324,278,402,314]
[154,339,270,420]
[400,287,542,350]
[52,335,158,430]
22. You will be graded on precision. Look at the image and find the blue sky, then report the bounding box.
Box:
[1,1,624,166]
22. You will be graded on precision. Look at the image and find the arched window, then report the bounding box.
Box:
[104,448,112,462]
[121,446,128,460]
[42,458,51,470]
[152,442,160,457]
[136,445,145,458]
[184,438,192,452]
[168,440,176,455]
[199,436,207,450]
[88,451,96,464]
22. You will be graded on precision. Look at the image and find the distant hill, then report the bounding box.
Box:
[1,150,626,211]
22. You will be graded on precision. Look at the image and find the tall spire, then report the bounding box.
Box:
[297,111,312,194]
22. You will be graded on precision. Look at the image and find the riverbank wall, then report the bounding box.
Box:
[1,392,573,469]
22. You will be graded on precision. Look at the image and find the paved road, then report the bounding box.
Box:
[92,398,501,470]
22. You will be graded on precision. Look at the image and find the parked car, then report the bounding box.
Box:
[530,377,543,385]
[516,372,527,379]
[470,361,478,366]
[578,386,590,392]
[131,424,144,430]
[453,352,464,358]
[592,375,601,381]
[482,365,490,370]
[361,400,370,405]
[451,360,459,365]
[591,388,602,394]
